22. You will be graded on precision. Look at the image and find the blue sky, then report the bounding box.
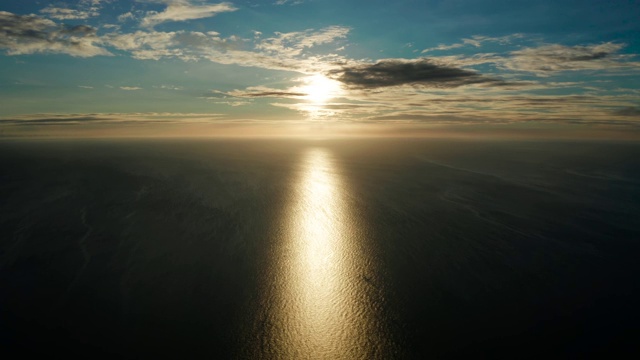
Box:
[1,0,639,138]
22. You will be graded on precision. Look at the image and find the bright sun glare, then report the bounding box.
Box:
[299,74,343,103]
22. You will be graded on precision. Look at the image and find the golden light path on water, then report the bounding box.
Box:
[246,148,395,359]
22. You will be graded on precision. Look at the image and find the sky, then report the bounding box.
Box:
[1,0,639,138]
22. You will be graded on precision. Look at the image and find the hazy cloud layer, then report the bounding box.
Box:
[0,11,111,57]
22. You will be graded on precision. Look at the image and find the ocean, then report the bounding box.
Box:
[1,138,639,358]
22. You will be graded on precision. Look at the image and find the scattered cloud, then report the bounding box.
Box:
[40,6,99,20]
[102,24,121,30]
[139,0,238,28]
[2,3,640,134]
[103,26,349,74]
[0,11,111,57]
[39,0,110,20]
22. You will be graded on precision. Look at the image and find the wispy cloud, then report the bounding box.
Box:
[274,0,305,5]
[120,86,143,90]
[139,0,238,28]
[223,86,306,98]
[504,42,640,73]
[422,34,524,53]
[256,26,350,57]
[0,11,111,57]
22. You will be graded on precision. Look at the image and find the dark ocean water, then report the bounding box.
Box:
[1,138,639,358]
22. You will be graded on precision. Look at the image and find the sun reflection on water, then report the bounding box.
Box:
[240,147,397,359]
[252,148,389,359]
[289,149,349,351]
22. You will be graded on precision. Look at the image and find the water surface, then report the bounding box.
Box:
[1,138,638,358]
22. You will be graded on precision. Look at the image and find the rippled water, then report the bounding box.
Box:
[1,139,639,358]
[241,148,397,359]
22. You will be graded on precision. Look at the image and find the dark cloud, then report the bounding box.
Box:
[0,113,225,126]
[221,87,306,98]
[613,107,640,117]
[0,116,105,125]
[0,11,109,57]
[329,58,506,89]
[61,24,97,35]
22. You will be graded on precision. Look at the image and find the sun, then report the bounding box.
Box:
[298,74,343,103]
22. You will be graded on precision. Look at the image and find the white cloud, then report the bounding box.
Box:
[0,11,111,57]
[256,26,350,57]
[139,0,238,28]
[105,30,236,60]
[120,86,143,90]
[118,12,136,22]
